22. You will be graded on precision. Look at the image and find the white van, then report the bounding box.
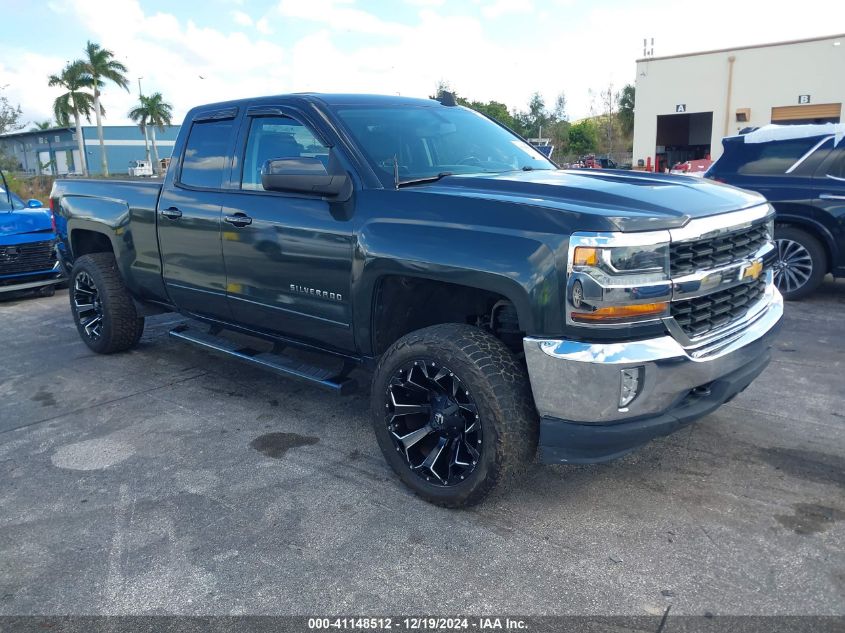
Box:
[128,160,153,177]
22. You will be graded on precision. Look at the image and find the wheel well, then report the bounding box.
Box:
[775,220,832,273]
[71,230,114,259]
[371,276,524,356]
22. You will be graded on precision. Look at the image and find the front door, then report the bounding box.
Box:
[219,109,355,352]
[158,112,238,319]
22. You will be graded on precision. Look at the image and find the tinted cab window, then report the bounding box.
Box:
[180,119,235,189]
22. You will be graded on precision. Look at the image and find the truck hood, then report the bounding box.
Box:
[0,209,54,239]
[417,169,766,232]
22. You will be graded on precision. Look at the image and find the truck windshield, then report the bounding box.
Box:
[335,105,555,186]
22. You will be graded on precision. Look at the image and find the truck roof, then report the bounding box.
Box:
[187,93,441,115]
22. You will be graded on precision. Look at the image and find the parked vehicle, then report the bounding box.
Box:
[128,160,154,177]
[706,124,845,299]
[52,94,783,507]
[0,171,64,296]
[670,158,712,177]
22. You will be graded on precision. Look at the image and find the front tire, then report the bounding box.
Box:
[371,324,538,508]
[69,253,144,354]
[773,226,827,301]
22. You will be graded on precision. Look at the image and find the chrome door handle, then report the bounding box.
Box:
[160,207,182,219]
[819,193,845,201]
[224,213,253,227]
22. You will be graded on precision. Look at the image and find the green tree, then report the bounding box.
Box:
[82,41,129,176]
[618,84,635,137]
[553,92,568,122]
[568,120,599,156]
[0,86,24,136]
[30,120,53,131]
[49,60,98,177]
[464,100,517,130]
[129,92,173,174]
[128,96,151,165]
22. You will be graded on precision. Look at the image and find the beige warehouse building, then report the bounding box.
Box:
[632,33,844,173]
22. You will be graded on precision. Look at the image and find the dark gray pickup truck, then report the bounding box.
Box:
[52,93,783,506]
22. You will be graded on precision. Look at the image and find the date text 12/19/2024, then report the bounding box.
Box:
[307,617,528,630]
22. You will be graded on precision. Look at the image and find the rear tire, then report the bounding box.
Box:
[69,253,144,354]
[371,323,538,508]
[773,226,827,301]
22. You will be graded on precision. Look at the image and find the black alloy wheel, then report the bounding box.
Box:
[68,252,144,354]
[385,360,482,486]
[73,270,104,340]
[371,323,538,507]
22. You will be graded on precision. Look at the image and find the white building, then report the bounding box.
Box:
[632,33,844,172]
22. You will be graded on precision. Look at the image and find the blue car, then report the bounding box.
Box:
[705,124,845,299]
[0,173,64,296]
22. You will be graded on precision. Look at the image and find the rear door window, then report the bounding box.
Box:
[180,118,236,189]
[737,138,827,175]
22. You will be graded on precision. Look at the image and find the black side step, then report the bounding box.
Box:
[169,325,357,395]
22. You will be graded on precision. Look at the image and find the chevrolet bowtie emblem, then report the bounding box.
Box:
[740,259,763,281]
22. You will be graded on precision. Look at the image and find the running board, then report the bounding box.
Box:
[169,325,357,395]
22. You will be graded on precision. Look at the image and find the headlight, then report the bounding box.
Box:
[567,231,673,327]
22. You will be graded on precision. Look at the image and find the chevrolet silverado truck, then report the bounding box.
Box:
[52,94,783,507]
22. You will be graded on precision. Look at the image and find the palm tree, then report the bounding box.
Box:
[128,97,151,165]
[30,120,53,131]
[48,60,97,177]
[129,92,172,175]
[82,41,129,177]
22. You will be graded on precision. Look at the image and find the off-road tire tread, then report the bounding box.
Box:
[371,323,537,508]
[70,253,144,354]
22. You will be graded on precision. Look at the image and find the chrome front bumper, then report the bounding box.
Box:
[523,287,783,425]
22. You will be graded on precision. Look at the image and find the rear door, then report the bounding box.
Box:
[157,108,238,319]
[218,105,356,352]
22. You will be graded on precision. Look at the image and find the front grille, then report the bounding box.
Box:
[670,221,769,277]
[0,240,56,276]
[672,278,766,338]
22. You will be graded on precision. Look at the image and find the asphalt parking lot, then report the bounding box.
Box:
[1,281,843,617]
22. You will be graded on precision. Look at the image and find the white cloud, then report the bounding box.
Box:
[256,17,273,35]
[5,0,845,134]
[275,0,408,37]
[481,0,533,18]
[231,10,253,27]
[404,0,446,6]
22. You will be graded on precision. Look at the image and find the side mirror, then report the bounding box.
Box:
[26,199,43,208]
[261,155,351,200]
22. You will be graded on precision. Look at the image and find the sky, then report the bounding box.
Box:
[1,0,844,129]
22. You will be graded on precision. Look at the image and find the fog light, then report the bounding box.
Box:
[619,367,643,409]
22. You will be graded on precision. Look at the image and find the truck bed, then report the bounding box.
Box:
[52,178,167,304]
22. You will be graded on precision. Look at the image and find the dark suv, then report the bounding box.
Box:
[706,125,845,299]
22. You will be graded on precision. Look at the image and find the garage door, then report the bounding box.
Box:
[771,103,841,123]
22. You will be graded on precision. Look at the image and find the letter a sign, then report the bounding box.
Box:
[675,104,686,113]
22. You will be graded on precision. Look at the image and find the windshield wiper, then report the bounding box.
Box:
[397,172,454,188]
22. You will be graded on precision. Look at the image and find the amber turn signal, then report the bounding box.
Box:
[571,302,668,322]
[572,246,599,267]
